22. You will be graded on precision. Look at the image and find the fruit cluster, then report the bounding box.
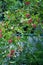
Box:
[0,0,43,65]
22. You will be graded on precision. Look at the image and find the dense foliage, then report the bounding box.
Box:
[0,0,43,65]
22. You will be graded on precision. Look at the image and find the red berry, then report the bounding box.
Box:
[10,50,15,55]
[0,34,2,38]
[8,39,12,43]
[25,1,30,5]
[28,18,32,24]
[32,24,36,28]
[26,14,30,18]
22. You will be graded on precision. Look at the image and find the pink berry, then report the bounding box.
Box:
[32,24,36,28]
[10,50,15,55]
[25,1,30,5]
[7,54,12,57]
[28,18,32,24]
[26,14,30,18]
[0,34,2,38]
[8,39,12,43]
